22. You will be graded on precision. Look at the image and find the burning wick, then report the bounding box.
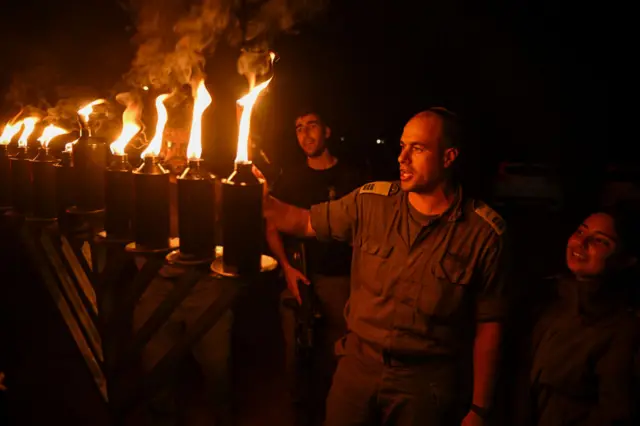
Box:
[220,51,275,275]
[77,99,105,137]
[110,103,141,156]
[32,126,65,219]
[141,94,170,158]
[0,121,23,145]
[175,79,216,260]
[235,74,274,163]
[187,80,212,160]
[37,125,69,151]
[17,117,40,149]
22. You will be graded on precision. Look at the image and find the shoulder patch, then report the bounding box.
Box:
[473,201,506,235]
[359,181,399,196]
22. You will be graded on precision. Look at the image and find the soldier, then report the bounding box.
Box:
[262,108,509,426]
[266,108,366,426]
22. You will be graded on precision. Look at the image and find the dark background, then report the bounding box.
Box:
[0,0,617,176]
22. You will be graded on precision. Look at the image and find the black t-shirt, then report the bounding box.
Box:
[271,160,366,276]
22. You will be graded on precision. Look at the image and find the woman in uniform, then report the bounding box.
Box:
[521,208,639,425]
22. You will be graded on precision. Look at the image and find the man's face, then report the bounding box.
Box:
[398,113,457,193]
[295,113,330,158]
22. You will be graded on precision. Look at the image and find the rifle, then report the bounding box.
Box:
[284,240,322,426]
[287,241,320,351]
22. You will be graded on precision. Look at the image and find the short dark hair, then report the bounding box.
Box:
[294,107,327,127]
[427,107,462,149]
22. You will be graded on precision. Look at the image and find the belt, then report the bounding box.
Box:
[349,334,453,367]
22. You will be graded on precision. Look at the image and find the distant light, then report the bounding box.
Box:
[340,136,345,142]
[142,86,149,91]
[376,139,384,144]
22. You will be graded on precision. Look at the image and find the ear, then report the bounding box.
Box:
[443,147,459,169]
[324,125,332,139]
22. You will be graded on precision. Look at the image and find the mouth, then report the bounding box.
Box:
[400,169,413,182]
[569,250,587,261]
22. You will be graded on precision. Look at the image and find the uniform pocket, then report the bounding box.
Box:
[418,253,471,319]
[357,239,392,296]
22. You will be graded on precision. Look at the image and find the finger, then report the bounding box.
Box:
[291,288,302,305]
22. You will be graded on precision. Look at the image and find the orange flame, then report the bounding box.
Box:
[78,99,105,123]
[65,139,79,153]
[141,94,170,158]
[186,80,212,160]
[110,102,142,156]
[236,54,276,164]
[0,121,23,145]
[37,124,69,148]
[17,117,40,148]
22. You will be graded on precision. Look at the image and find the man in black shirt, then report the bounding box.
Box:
[266,109,365,426]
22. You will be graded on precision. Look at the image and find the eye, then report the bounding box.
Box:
[412,145,425,153]
[575,229,584,237]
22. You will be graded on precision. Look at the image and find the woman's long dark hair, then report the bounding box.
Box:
[600,202,640,309]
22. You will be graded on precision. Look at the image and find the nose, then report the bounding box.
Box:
[398,146,410,164]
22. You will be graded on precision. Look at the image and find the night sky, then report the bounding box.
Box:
[0,0,617,182]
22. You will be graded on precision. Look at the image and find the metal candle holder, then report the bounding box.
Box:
[173,158,216,262]
[219,161,264,276]
[72,134,108,213]
[31,147,58,220]
[54,150,75,218]
[0,145,11,209]
[105,153,133,241]
[131,155,171,251]
[10,147,32,215]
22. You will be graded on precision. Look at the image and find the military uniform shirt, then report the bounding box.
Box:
[309,181,509,357]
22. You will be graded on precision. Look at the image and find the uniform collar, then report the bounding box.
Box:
[445,185,464,222]
[396,185,464,222]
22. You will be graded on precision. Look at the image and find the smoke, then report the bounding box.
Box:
[125,0,330,89]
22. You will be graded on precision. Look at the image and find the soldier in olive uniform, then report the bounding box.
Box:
[262,108,509,426]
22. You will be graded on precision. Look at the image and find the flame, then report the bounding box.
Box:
[186,80,212,160]
[0,121,23,145]
[17,117,40,148]
[37,124,70,148]
[65,138,79,152]
[110,102,142,156]
[78,99,105,123]
[236,54,275,163]
[141,94,170,158]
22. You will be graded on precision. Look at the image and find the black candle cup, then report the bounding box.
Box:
[177,159,216,259]
[133,156,170,250]
[221,161,264,275]
[31,148,58,219]
[10,147,32,215]
[0,145,11,208]
[73,135,108,212]
[105,154,133,240]
[54,151,75,217]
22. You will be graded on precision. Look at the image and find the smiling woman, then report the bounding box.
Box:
[566,210,638,281]
[512,205,640,426]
